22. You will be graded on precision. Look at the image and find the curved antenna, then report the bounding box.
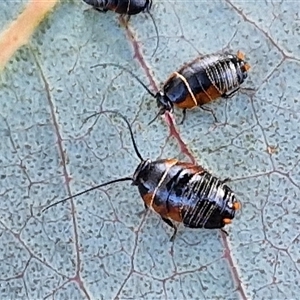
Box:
[91,63,156,98]
[42,177,133,212]
[83,110,144,161]
[147,11,159,58]
[148,107,164,125]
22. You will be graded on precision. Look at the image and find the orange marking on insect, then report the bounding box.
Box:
[163,159,179,168]
[197,85,222,104]
[174,94,198,109]
[142,194,183,223]
[142,193,154,207]
[233,202,241,211]
[236,50,251,72]
[244,63,251,72]
[167,206,183,223]
[175,85,222,109]
[236,50,245,60]
[176,162,205,174]
[223,218,232,224]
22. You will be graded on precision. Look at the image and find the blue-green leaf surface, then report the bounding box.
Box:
[0,1,300,299]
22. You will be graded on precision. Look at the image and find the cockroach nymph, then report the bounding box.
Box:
[43,111,241,241]
[92,51,251,124]
[83,0,152,15]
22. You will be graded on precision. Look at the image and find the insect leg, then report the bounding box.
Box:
[221,228,229,236]
[178,109,187,125]
[221,177,231,184]
[119,14,131,27]
[161,217,178,241]
[136,203,148,217]
[200,105,218,122]
[222,87,240,98]
[93,7,109,13]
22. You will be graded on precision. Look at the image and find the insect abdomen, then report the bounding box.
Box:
[179,172,235,229]
[136,160,239,229]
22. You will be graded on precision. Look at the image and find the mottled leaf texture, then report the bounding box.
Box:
[0,1,299,299]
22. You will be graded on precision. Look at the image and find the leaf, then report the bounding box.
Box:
[0,0,58,69]
[0,0,299,299]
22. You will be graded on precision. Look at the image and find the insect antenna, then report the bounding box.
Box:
[83,110,144,161]
[148,107,165,125]
[42,110,144,212]
[91,63,156,98]
[42,177,133,212]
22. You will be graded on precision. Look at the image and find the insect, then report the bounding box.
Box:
[83,0,152,15]
[92,51,251,124]
[43,111,241,241]
[83,0,159,57]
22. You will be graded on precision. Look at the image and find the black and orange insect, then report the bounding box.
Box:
[83,0,152,15]
[92,51,251,123]
[43,111,241,241]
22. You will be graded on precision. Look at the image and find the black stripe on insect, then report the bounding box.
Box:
[43,111,241,241]
[92,51,251,124]
[83,0,159,57]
